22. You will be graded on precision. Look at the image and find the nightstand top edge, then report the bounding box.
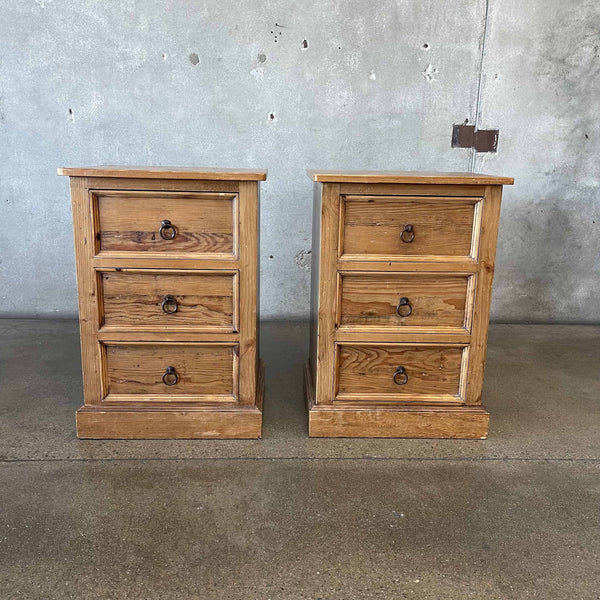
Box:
[308,170,514,185]
[58,166,268,181]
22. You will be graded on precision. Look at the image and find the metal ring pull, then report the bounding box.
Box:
[159,219,177,240]
[400,224,415,243]
[396,297,413,317]
[162,366,179,386]
[161,294,179,314]
[393,366,408,386]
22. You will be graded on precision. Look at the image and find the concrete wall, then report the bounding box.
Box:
[0,0,598,322]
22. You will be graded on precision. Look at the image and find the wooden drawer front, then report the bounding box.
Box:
[95,191,237,257]
[338,272,473,332]
[335,344,467,403]
[340,195,481,260]
[101,270,237,331]
[104,343,238,401]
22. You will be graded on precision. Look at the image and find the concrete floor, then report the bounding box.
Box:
[0,320,598,599]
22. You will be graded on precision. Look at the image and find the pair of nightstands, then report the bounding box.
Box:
[59,167,513,440]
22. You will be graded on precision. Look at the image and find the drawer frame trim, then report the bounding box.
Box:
[332,342,470,405]
[100,340,240,405]
[96,268,240,334]
[337,194,484,263]
[90,189,240,261]
[334,270,477,335]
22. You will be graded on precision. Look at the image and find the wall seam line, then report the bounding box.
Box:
[470,0,491,172]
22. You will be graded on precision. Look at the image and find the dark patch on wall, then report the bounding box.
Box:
[258,53,267,63]
[452,123,499,152]
[189,53,200,65]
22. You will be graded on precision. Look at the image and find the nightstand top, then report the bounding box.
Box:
[57,166,268,181]
[308,170,514,185]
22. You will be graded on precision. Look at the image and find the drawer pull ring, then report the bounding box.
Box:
[161,294,179,314]
[162,366,179,386]
[393,366,408,385]
[400,224,415,243]
[159,219,177,240]
[396,297,413,317]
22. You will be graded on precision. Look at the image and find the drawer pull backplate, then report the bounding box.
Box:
[400,224,415,243]
[396,296,413,317]
[161,294,179,314]
[159,219,177,240]
[393,366,408,386]
[162,366,179,386]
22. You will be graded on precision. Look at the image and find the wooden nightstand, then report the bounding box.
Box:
[59,166,266,439]
[305,170,513,438]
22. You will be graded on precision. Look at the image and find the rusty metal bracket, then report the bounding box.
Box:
[452,123,499,153]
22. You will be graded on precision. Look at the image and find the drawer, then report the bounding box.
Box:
[334,343,467,403]
[339,195,481,260]
[100,270,238,332]
[94,190,237,258]
[337,272,474,332]
[103,343,238,402]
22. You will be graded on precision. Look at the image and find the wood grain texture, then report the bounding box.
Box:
[308,182,322,388]
[96,191,237,257]
[334,330,471,344]
[335,344,466,402]
[70,177,104,405]
[59,166,267,180]
[104,343,237,400]
[309,170,513,185]
[77,407,261,439]
[337,260,478,272]
[93,257,240,270]
[340,196,480,259]
[237,181,259,405]
[339,183,486,197]
[305,362,488,438]
[338,272,472,331]
[97,331,241,343]
[88,177,240,194]
[464,185,504,405]
[314,183,341,405]
[96,357,263,410]
[100,269,237,331]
